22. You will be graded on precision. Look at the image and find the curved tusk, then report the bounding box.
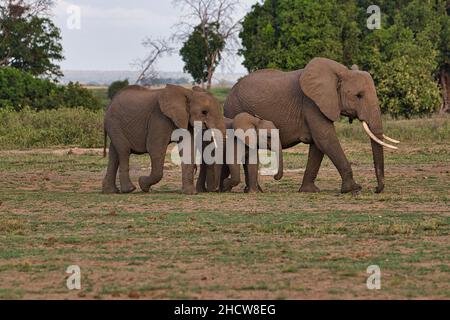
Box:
[210,130,219,149]
[362,122,398,150]
[383,134,400,144]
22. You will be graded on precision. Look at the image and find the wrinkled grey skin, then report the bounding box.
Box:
[224,58,386,194]
[102,84,225,195]
[197,113,283,193]
[222,113,283,193]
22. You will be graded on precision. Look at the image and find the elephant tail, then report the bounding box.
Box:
[103,129,107,158]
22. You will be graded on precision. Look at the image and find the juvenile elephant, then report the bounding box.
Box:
[102,84,225,195]
[224,58,400,194]
[197,113,284,193]
[221,113,284,193]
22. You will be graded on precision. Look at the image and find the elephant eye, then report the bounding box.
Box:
[356,92,364,99]
[202,110,208,115]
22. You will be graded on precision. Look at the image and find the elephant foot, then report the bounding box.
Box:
[299,183,320,193]
[102,184,119,194]
[120,183,136,194]
[222,179,237,192]
[138,176,151,193]
[341,180,362,194]
[244,185,263,193]
[182,185,198,195]
[375,183,385,194]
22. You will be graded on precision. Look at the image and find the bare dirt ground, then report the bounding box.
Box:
[0,141,449,299]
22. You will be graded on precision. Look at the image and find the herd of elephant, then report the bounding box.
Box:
[102,58,400,196]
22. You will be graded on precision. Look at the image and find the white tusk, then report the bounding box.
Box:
[211,130,219,149]
[383,134,400,144]
[362,122,398,150]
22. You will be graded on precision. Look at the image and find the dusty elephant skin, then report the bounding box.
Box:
[217,113,283,193]
[102,84,226,195]
[224,57,399,194]
[197,114,284,193]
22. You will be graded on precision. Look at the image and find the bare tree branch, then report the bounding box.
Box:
[172,0,243,88]
[132,38,174,85]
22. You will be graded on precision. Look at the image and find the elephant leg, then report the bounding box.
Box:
[181,163,197,195]
[243,149,263,193]
[246,163,262,193]
[299,143,323,193]
[219,164,230,192]
[205,164,218,192]
[138,153,165,193]
[139,137,170,193]
[304,104,361,194]
[102,143,120,194]
[108,127,136,193]
[117,151,136,194]
[196,163,208,193]
[223,164,240,192]
[179,136,197,195]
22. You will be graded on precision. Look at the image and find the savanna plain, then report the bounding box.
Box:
[0,88,449,299]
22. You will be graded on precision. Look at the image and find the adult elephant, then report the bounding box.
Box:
[102,85,225,195]
[224,58,399,194]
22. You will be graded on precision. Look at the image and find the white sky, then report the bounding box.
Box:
[52,0,260,72]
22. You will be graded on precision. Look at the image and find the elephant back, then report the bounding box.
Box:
[224,69,305,147]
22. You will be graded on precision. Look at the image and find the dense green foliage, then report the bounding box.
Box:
[1,86,448,150]
[180,23,225,87]
[0,106,104,149]
[239,0,450,117]
[0,67,102,111]
[107,79,129,99]
[0,6,64,79]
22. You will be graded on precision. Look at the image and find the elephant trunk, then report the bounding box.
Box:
[207,121,227,192]
[371,139,385,193]
[274,142,283,180]
[366,111,385,193]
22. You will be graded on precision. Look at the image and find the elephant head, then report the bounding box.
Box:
[300,58,400,193]
[159,84,226,135]
[159,85,226,191]
[233,112,284,181]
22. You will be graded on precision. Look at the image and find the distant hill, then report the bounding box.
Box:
[61,70,245,86]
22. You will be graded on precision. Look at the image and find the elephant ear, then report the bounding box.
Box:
[300,58,349,122]
[233,113,259,147]
[159,85,192,129]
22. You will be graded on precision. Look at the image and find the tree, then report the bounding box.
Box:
[108,79,129,100]
[132,38,174,85]
[173,0,241,89]
[356,0,447,116]
[0,0,63,79]
[239,0,356,71]
[239,0,449,117]
[180,22,225,86]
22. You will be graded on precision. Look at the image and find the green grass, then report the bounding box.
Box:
[1,84,448,150]
[0,85,449,299]
[0,126,448,299]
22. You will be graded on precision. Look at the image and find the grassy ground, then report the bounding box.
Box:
[0,117,449,299]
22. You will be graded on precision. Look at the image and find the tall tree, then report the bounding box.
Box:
[180,22,225,87]
[239,0,449,117]
[173,0,241,89]
[239,0,356,71]
[0,0,63,79]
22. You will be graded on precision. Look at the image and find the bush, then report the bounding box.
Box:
[0,67,102,111]
[0,107,104,149]
[107,79,129,99]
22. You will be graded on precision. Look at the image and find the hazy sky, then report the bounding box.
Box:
[53,0,260,73]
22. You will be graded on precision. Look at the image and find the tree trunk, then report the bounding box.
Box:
[206,51,218,91]
[440,64,450,114]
